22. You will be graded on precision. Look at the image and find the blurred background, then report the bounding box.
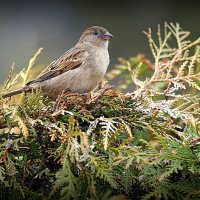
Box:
[0,0,200,85]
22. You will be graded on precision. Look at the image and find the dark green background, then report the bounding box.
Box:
[0,0,199,84]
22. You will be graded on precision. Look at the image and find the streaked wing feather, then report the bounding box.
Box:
[27,47,87,85]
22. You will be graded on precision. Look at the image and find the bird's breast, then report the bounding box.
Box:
[93,47,110,75]
[39,47,110,97]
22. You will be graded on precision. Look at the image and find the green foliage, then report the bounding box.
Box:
[0,23,200,200]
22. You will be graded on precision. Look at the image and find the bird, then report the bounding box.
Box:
[2,26,113,99]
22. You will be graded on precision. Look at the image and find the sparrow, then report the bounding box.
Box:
[2,26,113,98]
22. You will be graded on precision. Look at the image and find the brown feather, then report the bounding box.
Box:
[27,48,87,85]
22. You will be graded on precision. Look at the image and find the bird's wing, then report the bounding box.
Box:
[27,47,88,85]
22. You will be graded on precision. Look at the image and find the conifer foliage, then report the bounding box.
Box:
[0,23,200,199]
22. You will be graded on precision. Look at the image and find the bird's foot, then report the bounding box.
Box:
[53,90,66,112]
[87,82,113,104]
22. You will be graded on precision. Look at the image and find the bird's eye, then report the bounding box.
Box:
[94,32,98,36]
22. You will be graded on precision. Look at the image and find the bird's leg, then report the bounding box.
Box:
[87,81,113,104]
[85,91,93,104]
[53,90,65,112]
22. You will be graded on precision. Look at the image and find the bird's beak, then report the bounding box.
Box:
[101,32,113,40]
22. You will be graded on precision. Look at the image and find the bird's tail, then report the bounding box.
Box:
[2,86,30,98]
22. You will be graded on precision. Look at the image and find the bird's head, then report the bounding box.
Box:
[79,26,113,48]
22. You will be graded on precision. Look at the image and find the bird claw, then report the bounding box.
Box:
[87,82,113,104]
